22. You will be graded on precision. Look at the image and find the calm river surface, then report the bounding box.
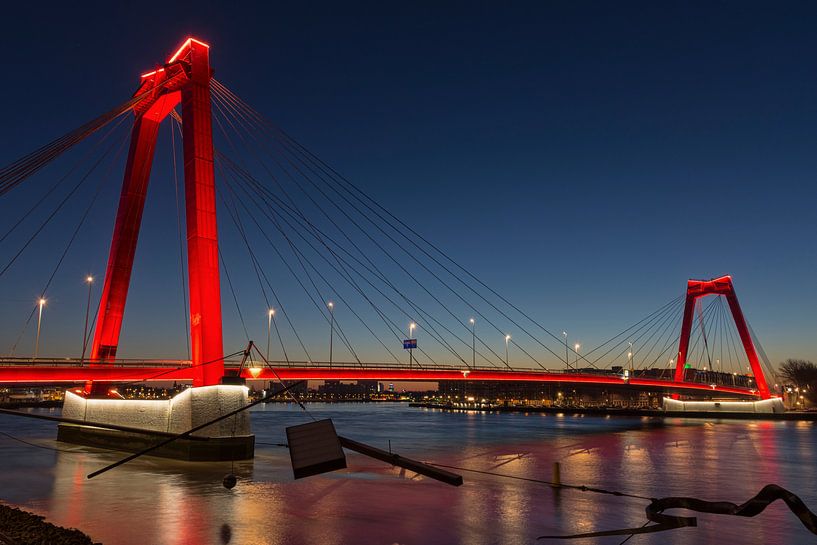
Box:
[0,403,815,545]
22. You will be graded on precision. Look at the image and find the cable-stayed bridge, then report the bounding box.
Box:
[0,38,777,401]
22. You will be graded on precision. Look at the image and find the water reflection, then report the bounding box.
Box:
[0,405,814,544]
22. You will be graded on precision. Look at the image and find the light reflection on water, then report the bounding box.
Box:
[0,403,815,545]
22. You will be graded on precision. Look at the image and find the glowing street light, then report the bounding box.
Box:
[409,322,417,368]
[505,334,512,367]
[469,318,476,369]
[80,276,94,363]
[574,343,581,368]
[627,341,633,372]
[328,301,335,368]
[34,298,46,359]
[563,331,570,370]
[267,308,275,361]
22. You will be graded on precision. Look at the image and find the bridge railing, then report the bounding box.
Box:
[0,357,758,390]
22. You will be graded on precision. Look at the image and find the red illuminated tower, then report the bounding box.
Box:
[90,38,223,387]
[673,276,771,399]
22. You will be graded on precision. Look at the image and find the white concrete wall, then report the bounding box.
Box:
[662,397,785,413]
[63,385,252,437]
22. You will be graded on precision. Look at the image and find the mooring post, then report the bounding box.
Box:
[552,461,561,489]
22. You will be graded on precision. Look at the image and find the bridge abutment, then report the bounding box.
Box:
[57,385,254,461]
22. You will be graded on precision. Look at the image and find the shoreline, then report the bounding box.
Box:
[0,503,100,545]
[409,402,817,421]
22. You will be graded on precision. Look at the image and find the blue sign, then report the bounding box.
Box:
[403,339,417,350]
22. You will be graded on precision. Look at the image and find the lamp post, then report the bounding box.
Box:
[574,343,580,368]
[469,318,475,369]
[267,308,275,361]
[34,298,46,359]
[409,322,416,368]
[328,301,334,368]
[80,276,93,363]
[505,334,511,367]
[563,331,569,370]
[628,341,633,373]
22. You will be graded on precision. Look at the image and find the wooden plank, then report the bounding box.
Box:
[338,435,463,486]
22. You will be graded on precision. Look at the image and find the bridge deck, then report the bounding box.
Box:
[0,359,759,398]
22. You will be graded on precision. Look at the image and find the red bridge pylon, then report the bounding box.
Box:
[673,275,771,399]
[90,38,223,386]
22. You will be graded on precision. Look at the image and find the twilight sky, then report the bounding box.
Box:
[0,1,815,370]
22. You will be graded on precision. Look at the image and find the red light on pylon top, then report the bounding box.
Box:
[140,68,165,80]
[168,37,210,64]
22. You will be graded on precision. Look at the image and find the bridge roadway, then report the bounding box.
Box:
[0,358,759,398]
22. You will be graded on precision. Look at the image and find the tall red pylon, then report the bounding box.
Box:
[91,38,224,387]
[673,276,771,399]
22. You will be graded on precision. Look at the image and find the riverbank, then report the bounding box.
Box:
[0,504,99,545]
[409,402,817,420]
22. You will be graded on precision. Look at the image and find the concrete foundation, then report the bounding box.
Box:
[58,385,255,461]
[662,397,785,413]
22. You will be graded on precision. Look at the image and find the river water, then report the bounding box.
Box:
[0,403,815,545]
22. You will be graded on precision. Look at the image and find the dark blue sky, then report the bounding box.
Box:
[1,1,815,369]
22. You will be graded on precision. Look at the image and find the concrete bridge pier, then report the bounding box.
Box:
[57,384,255,461]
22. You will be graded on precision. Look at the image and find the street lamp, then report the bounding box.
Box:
[505,334,512,367]
[563,331,570,370]
[469,318,475,369]
[574,343,580,368]
[34,298,46,359]
[80,276,94,363]
[267,308,275,361]
[628,341,633,372]
[409,322,416,368]
[328,301,335,368]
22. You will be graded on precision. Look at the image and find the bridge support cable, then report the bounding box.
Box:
[216,166,363,366]
[5,123,131,355]
[0,79,176,196]
[218,247,251,344]
[0,115,132,247]
[212,93,476,368]
[695,299,713,369]
[218,159,449,367]
[211,86,547,369]
[601,298,684,370]
[218,152,509,369]
[215,169,305,365]
[570,294,683,363]
[0,116,131,281]
[747,321,779,389]
[210,99,484,368]
[684,297,720,369]
[212,80,588,367]
[211,90,494,370]
[168,121,191,360]
[209,109,365,366]
[625,297,688,373]
[213,98,479,369]
[577,296,685,369]
[213,84,555,370]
